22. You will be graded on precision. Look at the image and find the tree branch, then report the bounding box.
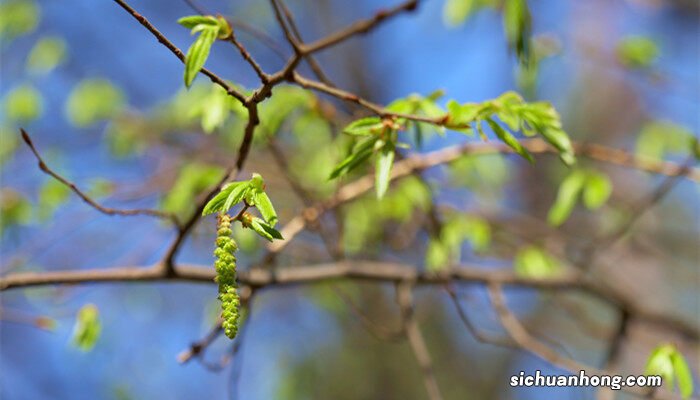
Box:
[20,129,180,226]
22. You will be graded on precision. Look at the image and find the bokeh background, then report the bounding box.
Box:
[1,0,698,399]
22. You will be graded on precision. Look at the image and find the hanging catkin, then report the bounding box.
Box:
[214,214,240,339]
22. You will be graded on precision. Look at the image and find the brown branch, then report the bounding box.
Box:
[300,0,419,54]
[112,0,247,104]
[227,31,269,84]
[20,129,180,226]
[2,261,696,342]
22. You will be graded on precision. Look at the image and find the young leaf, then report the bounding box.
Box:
[375,144,395,199]
[177,15,218,29]
[254,191,277,226]
[582,171,612,210]
[71,304,101,352]
[670,350,694,399]
[486,118,533,162]
[645,344,676,391]
[503,0,532,64]
[329,137,377,179]
[183,26,218,88]
[222,182,249,213]
[343,117,383,136]
[249,217,283,242]
[547,170,586,226]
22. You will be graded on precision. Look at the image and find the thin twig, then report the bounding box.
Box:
[20,129,180,226]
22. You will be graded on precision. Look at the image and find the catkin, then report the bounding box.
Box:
[214,214,240,339]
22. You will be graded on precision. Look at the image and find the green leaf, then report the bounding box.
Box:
[249,217,283,242]
[636,121,694,161]
[547,170,586,226]
[183,26,218,88]
[163,163,222,217]
[66,79,125,127]
[582,171,612,210]
[616,36,659,70]
[254,191,277,226]
[375,143,395,199]
[671,350,694,399]
[426,239,450,272]
[645,344,676,392]
[540,127,575,165]
[343,117,383,136]
[3,84,43,122]
[0,0,39,40]
[503,0,532,64]
[329,137,377,179]
[26,36,67,75]
[514,246,561,278]
[177,15,218,29]
[71,304,101,352]
[222,182,249,213]
[486,118,533,162]
[202,182,245,216]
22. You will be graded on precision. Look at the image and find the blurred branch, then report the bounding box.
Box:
[486,283,680,400]
[112,0,247,104]
[268,138,700,256]
[20,129,180,226]
[397,281,444,400]
[2,261,696,341]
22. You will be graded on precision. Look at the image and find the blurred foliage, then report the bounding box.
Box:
[66,79,125,127]
[3,84,43,122]
[547,169,612,226]
[0,188,32,234]
[71,304,101,352]
[426,213,491,271]
[636,121,695,161]
[343,177,431,254]
[26,36,67,75]
[162,162,223,218]
[37,178,71,220]
[0,0,39,41]
[514,245,561,278]
[616,36,659,70]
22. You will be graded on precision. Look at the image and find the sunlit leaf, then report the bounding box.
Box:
[670,349,694,399]
[375,144,395,199]
[253,191,277,226]
[486,118,533,162]
[38,179,71,220]
[343,117,383,136]
[249,217,283,242]
[182,24,219,88]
